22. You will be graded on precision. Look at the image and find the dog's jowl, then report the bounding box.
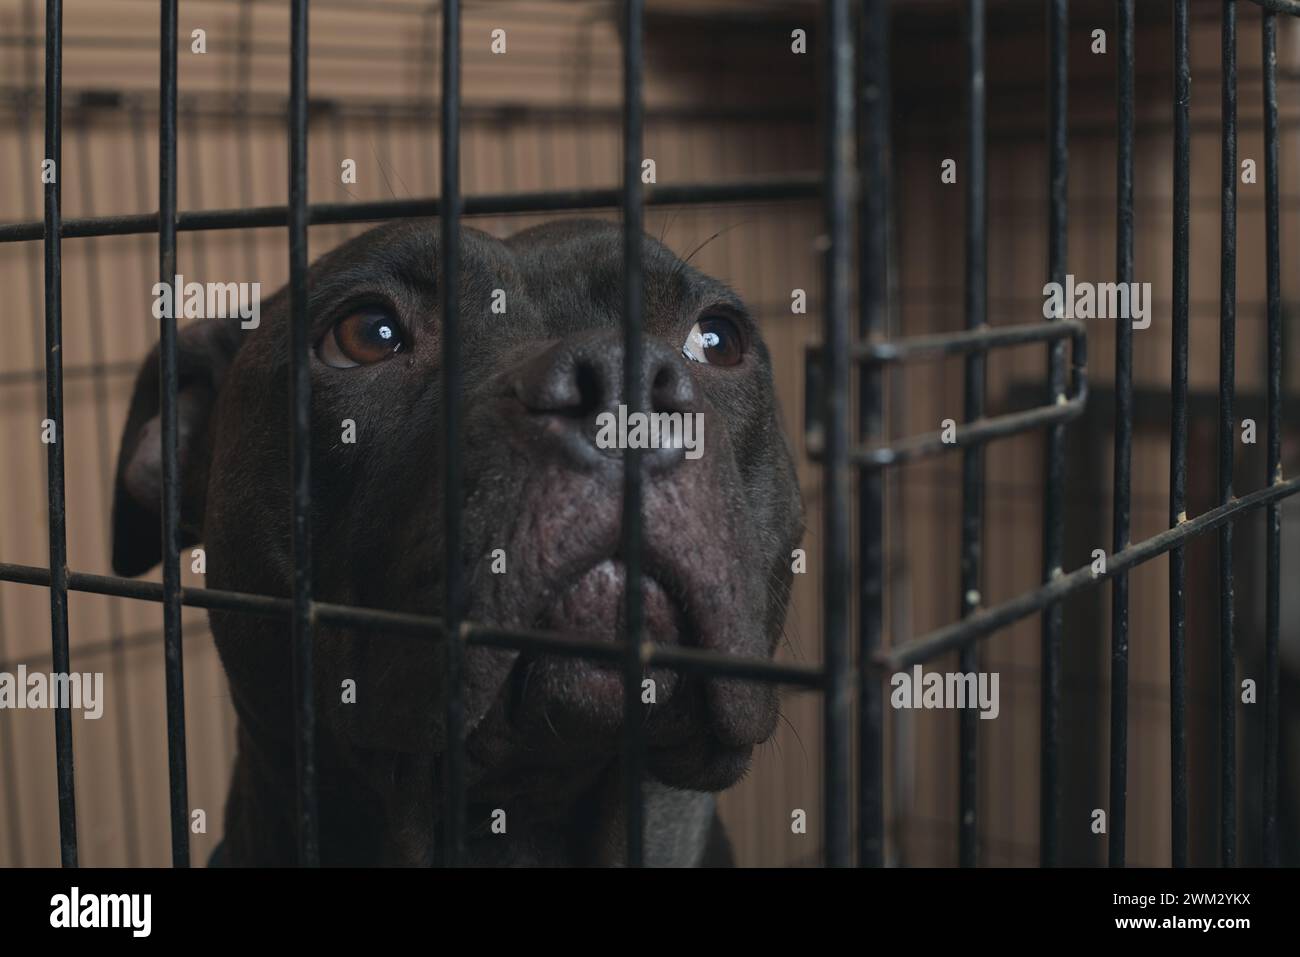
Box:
[111,219,803,866]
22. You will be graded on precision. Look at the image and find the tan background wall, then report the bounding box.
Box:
[0,0,1297,868]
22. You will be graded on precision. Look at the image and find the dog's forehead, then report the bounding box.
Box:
[503,218,726,295]
[327,219,731,305]
[505,221,747,338]
[300,219,743,347]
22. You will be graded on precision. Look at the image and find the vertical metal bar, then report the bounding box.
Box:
[1040,0,1068,869]
[1218,0,1238,869]
[1169,0,1191,870]
[1261,5,1282,870]
[43,0,77,869]
[1108,0,1135,869]
[823,0,854,869]
[441,0,466,869]
[857,0,888,869]
[958,0,987,869]
[621,0,647,869]
[288,0,319,868]
[158,0,191,869]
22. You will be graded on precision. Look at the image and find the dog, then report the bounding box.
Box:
[111,218,804,866]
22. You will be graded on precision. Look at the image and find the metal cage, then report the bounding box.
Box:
[0,0,1294,868]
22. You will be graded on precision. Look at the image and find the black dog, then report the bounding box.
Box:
[111,218,803,866]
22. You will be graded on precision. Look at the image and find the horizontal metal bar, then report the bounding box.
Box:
[470,625,823,687]
[0,359,139,387]
[852,389,1087,469]
[0,176,820,244]
[0,562,823,688]
[0,622,193,673]
[119,0,578,18]
[857,319,1083,365]
[807,318,1086,465]
[0,84,813,126]
[1247,0,1300,16]
[877,474,1300,670]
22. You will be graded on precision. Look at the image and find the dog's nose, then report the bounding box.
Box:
[510,330,701,470]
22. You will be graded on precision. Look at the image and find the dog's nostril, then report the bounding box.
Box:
[572,361,604,417]
[650,361,694,414]
[515,346,613,417]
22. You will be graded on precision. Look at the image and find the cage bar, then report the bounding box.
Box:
[822,0,854,869]
[440,0,466,870]
[1218,0,1239,869]
[0,178,820,244]
[157,0,190,869]
[959,0,988,869]
[1170,0,1191,870]
[287,0,319,868]
[1040,0,1068,869]
[1251,0,1300,17]
[42,0,77,869]
[0,559,824,686]
[878,477,1300,670]
[857,0,889,869]
[1109,0,1135,870]
[1261,5,1283,869]
[621,0,647,868]
[858,320,1078,362]
[821,319,1087,476]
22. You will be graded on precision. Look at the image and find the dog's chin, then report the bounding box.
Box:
[513,558,686,731]
[490,557,777,792]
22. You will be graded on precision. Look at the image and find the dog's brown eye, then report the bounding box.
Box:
[682,314,744,367]
[319,309,405,368]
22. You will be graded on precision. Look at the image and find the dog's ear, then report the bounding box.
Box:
[112,318,243,577]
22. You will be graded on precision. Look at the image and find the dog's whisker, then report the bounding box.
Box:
[386,154,413,199]
[541,700,560,740]
[777,710,808,764]
[370,140,400,200]
[657,206,681,247]
[671,219,752,282]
